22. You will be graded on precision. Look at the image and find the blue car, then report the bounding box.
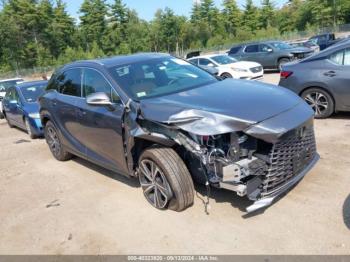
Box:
[2,80,48,138]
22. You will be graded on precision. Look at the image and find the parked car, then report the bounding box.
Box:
[309,33,342,51]
[279,41,350,118]
[188,54,263,80]
[228,41,314,70]
[39,53,319,213]
[2,80,47,138]
[0,78,24,119]
[288,39,320,53]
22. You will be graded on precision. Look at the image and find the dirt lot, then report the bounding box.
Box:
[0,73,349,254]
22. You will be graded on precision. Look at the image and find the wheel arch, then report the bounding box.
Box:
[40,110,52,127]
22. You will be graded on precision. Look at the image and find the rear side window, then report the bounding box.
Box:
[329,49,350,65]
[82,68,111,97]
[198,58,212,66]
[229,46,241,54]
[245,45,259,53]
[58,68,82,97]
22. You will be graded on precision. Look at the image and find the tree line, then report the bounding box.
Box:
[0,0,350,73]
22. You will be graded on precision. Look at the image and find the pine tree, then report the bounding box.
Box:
[260,0,275,29]
[222,0,241,35]
[242,0,259,32]
[79,0,108,50]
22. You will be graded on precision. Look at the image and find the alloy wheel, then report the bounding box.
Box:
[139,159,173,209]
[304,92,329,117]
[46,126,61,157]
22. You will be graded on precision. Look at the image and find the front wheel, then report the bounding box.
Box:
[301,88,334,119]
[44,121,72,161]
[138,147,194,212]
[25,117,36,139]
[221,72,233,79]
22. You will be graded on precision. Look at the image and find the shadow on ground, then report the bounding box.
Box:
[343,194,350,230]
[72,157,140,188]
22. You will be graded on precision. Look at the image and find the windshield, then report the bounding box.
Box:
[211,55,237,65]
[20,84,46,102]
[108,57,217,100]
[0,80,22,92]
[270,42,293,50]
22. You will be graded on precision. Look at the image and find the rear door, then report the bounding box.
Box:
[74,68,128,173]
[326,48,350,109]
[54,68,85,155]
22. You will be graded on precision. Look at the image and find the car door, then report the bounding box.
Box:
[53,68,85,155]
[241,44,262,64]
[74,67,128,174]
[326,48,350,108]
[6,87,24,127]
[259,44,276,68]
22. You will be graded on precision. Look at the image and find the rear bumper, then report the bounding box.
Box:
[246,153,320,213]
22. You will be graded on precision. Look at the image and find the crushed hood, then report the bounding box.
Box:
[139,79,311,138]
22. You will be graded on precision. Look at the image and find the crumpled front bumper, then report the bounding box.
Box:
[246,153,320,213]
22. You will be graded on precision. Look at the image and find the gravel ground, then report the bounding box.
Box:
[0,73,349,254]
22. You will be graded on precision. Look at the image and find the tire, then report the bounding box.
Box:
[138,147,194,212]
[44,121,72,161]
[301,88,334,119]
[278,58,290,71]
[221,72,233,79]
[0,113,4,120]
[5,115,14,128]
[24,117,36,139]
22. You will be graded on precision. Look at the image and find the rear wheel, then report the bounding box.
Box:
[5,114,14,128]
[138,147,194,212]
[221,72,233,79]
[44,121,72,161]
[301,88,334,119]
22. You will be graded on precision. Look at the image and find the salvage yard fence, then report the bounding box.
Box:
[0,66,55,81]
[2,23,350,80]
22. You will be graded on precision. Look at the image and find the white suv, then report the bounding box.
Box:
[189,54,263,80]
[0,78,24,119]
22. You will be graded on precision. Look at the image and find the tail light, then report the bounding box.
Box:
[280,71,293,79]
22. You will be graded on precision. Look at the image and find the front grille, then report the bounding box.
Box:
[261,126,317,197]
[0,96,3,102]
[250,66,263,73]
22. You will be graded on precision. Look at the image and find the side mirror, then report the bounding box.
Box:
[267,48,273,53]
[86,92,112,107]
[207,63,215,67]
[9,100,18,105]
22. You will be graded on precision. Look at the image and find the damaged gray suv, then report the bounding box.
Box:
[39,53,319,213]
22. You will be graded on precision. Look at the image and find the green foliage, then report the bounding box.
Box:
[1,0,350,73]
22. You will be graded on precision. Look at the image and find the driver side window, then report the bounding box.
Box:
[83,68,121,104]
[82,68,111,98]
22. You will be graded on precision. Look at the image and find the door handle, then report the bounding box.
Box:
[324,71,336,77]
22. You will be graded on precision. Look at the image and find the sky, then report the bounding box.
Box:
[64,0,288,22]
